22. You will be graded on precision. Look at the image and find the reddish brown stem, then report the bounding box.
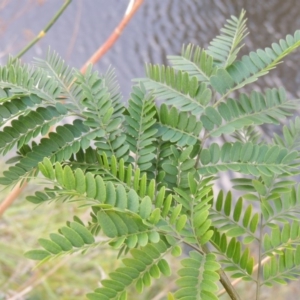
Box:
[0,182,24,217]
[81,0,144,73]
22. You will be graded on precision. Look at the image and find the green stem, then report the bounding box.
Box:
[255,212,264,299]
[194,130,208,169]
[13,0,72,61]
[202,244,241,300]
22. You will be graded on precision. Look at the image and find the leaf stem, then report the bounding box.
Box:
[255,212,264,299]
[13,0,72,61]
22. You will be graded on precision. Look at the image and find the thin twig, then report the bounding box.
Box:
[218,269,241,300]
[0,183,23,217]
[80,0,144,73]
[13,0,72,61]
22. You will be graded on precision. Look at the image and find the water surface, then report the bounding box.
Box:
[1,0,300,99]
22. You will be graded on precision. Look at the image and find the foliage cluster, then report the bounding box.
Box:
[1,10,300,299]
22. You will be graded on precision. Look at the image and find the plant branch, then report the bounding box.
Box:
[218,269,241,300]
[80,0,144,73]
[0,182,23,217]
[201,245,241,300]
[13,0,72,61]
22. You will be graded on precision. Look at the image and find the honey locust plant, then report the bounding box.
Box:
[1,10,300,300]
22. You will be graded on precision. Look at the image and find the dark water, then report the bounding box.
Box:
[1,0,300,99]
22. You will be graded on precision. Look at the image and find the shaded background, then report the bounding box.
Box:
[1,1,300,299]
[1,0,300,99]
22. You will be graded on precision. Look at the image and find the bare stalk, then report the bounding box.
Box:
[80,0,144,73]
[13,0,72,61]
[0,182,23,217]
[218,269,241,300]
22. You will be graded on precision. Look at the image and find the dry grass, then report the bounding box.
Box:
[0,181,111,299]
[0,170,178,299]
